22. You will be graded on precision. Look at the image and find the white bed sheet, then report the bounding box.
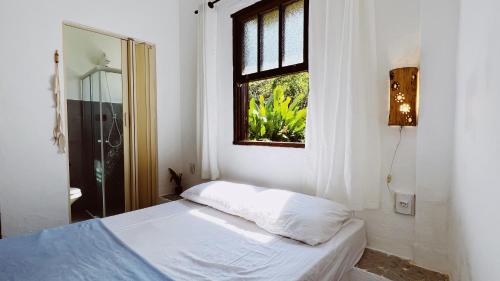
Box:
[103,200,366,281]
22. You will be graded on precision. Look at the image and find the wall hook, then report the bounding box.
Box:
[54,50,60,64]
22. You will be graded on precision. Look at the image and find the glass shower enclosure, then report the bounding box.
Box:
[80,66,125,217]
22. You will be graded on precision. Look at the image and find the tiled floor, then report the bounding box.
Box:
[355,249,449,281]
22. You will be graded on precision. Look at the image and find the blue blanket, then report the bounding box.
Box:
[0,219,171,281]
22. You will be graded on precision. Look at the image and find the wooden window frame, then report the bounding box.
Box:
[232,0,309,148]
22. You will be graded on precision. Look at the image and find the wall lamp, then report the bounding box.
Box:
[388,67,419,126]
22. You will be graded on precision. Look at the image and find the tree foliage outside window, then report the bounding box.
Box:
[248,72,309,143]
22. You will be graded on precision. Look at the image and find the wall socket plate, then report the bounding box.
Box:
[394,192,416,216]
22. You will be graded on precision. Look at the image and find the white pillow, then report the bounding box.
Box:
[180,181,264,218]
[246,189,352,246]
[181,181,352,246]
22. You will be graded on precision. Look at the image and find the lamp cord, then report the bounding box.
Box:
[386,126,404,194]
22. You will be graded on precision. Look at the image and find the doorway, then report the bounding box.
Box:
[63,24,158,223]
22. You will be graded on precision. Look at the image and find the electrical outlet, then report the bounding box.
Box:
[189,163,196,175]
[387,174,392,184]
[394,192,415,216]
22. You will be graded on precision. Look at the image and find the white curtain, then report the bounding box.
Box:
[197,1,220,180]
[306,0,380,210]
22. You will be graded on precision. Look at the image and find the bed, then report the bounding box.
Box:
[0,182,366,281]
[102,200,366,281]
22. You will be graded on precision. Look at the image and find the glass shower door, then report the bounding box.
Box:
[81,70,125,218]
[100,71,125,217]
[81,73,104,218]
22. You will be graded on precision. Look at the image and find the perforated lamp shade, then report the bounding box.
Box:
[388,67,419,126]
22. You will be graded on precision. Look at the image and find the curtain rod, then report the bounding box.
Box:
[194,0,221,14]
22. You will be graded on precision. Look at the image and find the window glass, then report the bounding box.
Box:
[243,18,258,75]
[261,9,280,71]
[283,0,304,66]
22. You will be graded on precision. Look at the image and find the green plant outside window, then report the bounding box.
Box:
[248,72,309,143]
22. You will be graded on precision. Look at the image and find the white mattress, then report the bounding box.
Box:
[103,200,366,281]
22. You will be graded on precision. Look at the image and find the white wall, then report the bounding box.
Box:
[0,0,183,237]
[449,0,500,280]
[415,0,458,273]
[356,0,421,260]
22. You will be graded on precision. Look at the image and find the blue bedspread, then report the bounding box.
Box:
[0,219,171,281]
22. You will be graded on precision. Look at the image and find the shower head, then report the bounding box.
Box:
[98,53,111,67]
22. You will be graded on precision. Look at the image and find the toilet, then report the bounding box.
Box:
[70,187,82,205]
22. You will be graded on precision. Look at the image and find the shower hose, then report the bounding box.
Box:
[104,71,123,148]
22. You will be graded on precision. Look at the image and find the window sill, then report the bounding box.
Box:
[233,140,305,148]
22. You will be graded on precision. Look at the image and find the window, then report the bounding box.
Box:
[232,0,309,148]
